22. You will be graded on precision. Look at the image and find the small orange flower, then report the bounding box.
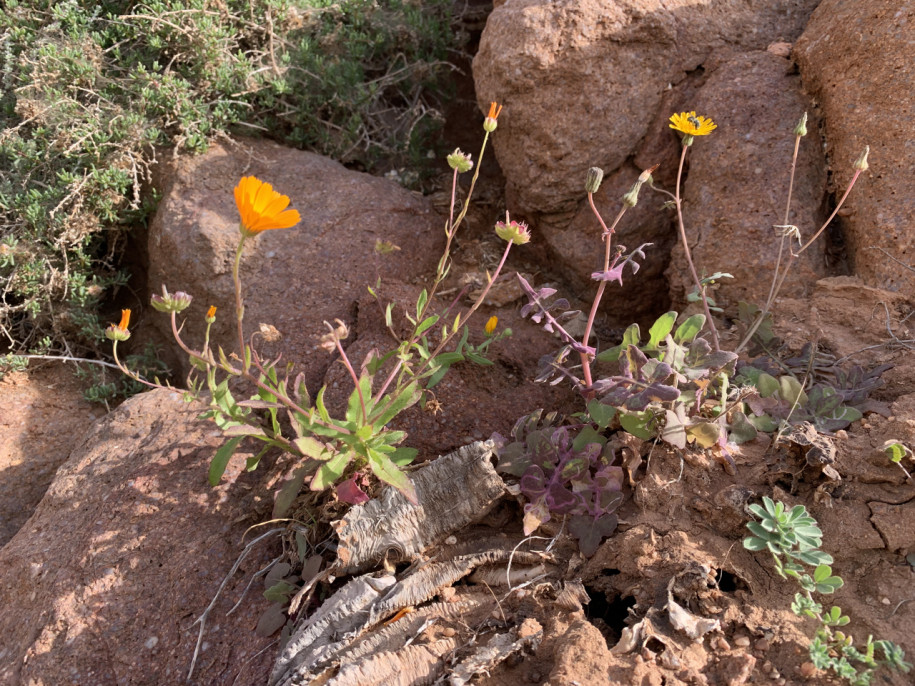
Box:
[483,101,503,132]
[234,176,301,237]
[206,305,217,322]
[105,309,131,342]
[485,316,498,335]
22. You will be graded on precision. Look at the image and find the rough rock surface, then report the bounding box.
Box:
[473,0,820,218]
[794,0,915,294]
[667,51,830,309]
[0,389,277,685]
[146,139,442,393]
[0,363,100,547]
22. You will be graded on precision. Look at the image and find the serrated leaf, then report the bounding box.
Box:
[208,436,244,486]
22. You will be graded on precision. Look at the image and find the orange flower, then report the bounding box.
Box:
[105,308,131,341]
[483,101,503,132]
[234,176,301,237]
[206,305,217,322]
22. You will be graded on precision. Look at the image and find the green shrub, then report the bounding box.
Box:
[0,0,458,363]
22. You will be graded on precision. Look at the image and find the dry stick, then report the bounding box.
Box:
[580,196,627,392]
[674,144,721,351]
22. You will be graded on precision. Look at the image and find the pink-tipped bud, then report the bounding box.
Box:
[151,285,193,313]
[447,148,474,173]
[494,211,531,246]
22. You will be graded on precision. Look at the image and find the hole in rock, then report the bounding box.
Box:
[716,569,748,593]
[585,586,636,645]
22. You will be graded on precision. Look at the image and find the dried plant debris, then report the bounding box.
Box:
[333,441,506,575]
[444,619,543,686]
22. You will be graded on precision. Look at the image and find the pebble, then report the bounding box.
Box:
[714,637,731,651]
[754,637,770,652]
[733,635,751,648]
[799,661,817,678]
[881,597,891,605]
[442,627,456,637]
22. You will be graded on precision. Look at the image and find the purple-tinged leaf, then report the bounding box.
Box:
[569,513,619,557]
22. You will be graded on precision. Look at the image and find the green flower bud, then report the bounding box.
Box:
[794,112,808,137]
[151,285,193,313]
[585,167,604,194]
[446,148,474,173]
[494,212,531,246]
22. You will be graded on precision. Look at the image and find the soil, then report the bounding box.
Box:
[2,14,913,685]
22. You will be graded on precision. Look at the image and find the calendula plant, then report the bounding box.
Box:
[109,103,518,509]
[743,497,911,685]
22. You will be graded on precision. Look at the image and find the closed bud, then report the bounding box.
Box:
[622,181,642,207]
[854,145,869,172]
[494,211,531,246]
[794,112,808,137]
[447,148,474,173]
[639,163,659,184]
[585,167,604,194]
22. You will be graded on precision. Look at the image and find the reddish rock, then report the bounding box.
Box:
[145,139,443,393]
[794,0,915,294]
[473,0,820,219]
[0,389,277,685]
[667,51,830,309]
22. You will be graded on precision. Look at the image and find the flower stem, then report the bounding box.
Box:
[580,195,626,393]
[674,143,721,351]
[232,237,248,372]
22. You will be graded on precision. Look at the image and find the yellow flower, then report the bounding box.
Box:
[105,309,131,342]
[234,176,301,237]
[669,111,717,137]
[206,305,217,322]
[485,316,498,335]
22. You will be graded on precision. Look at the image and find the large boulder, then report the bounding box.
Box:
[667,50,829,309]
[473,0,820,218]
[794,0,915,293]
[146,139,443,393]
[0,389,277,685]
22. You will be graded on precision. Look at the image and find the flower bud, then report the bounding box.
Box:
[622,182,641,207]
[205,305,217,323]
[638,163,659,184]
[485,316,498,335]
[585,167,604,194]
[150,285,193,313]
[854,145,869,172]
[105,309,131,342]
[483,101,503,133]
[494,212,531,246]
[794,112,808,137]
[447,148,474,173]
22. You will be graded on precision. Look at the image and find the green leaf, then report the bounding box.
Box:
[368,449,417,503]
[743,535,769,551]
[622,323,641,348]
[415,315,439,337]
[294,436,331,460]
[345,373,373,425]
[884,441,910,463]
[209,436,244,486]
[729,410,758,444]
[416,288,428,322]
[756,373,780,398]
[389,446,418,466]
[315,386,331,423]
[222,423,267,438]
[384,302,394,328]
[620,411,655,440]
[371,381,421,427]
[674,314,705,343]
[311,451,353,491]
[646,311,677,350]
[245,445,271,471]
[779,375,807,407]
[587,400,616,429]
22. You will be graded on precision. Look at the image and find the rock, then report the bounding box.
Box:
[473,0,820,219]
[794,0,915,294]
[146,139,442,393]
[0,363,98,546]
[667,51,829,309]
[548,618,612,685]
[540,162,674,324]
[0,389,277,685]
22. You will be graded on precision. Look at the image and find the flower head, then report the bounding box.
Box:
[234,176,301,237]
[483,101,503,133]
[106,309,131,342]
[151,285,193,313]
[485,316,498,335]
[494,211,531,245]
[206,305,217,323]
[447,148,474,173]
[669,111,717,137]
